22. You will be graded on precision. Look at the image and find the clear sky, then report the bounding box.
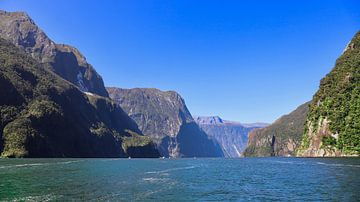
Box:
[1,0,359,123]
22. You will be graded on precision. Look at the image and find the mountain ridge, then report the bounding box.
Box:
[0,10,108,97]
[243,102,310,157]
[193,115,268,127]
[107,87,224,158]
[195,116,266,157]
[0,38,159,157]
[297,31,360,157]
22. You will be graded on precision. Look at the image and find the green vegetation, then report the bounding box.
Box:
[0,11,109,97]
[121,129,152,153]
[0,10,160,158]
[90,122,111,137]
[300,31,360,155]
[108,87,224,157]
[243,102,310,157]
[0,38,158,157]
[243,144,273,157]
[2,118,34,157]
[322,136,337,147]
[26,99,63,119]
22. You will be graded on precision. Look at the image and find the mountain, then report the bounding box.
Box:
[243,102,310,157]
[0,10,108,97]
[107,87,224,158]
[0,33,159,157]
[297,32,360,157]
[194,116,267,157]
[240,123,270,128]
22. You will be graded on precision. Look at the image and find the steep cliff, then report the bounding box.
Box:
[243,102,310,157]
[0,10,108,97]
[0,38,159,157]
[297,32,360,157]
[194,116,266,157]
[107,87,224,157]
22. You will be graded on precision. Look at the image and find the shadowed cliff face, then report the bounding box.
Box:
[0,38,159,158]
[297,32,360,157]
[194,116,266,157]
[107,87,224,158]
[243,102,310,157]
[0,10,108,97]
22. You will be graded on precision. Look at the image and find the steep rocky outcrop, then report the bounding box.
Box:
[107,87,224,158]
[0,10,108,97]
[243,102,310,157]
[297,32,360,157]
[194,116,267,157]
[0,37,159,157]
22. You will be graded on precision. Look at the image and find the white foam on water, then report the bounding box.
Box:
[142,177,168,182]
[100,159,120,162]
[0,160,83,169]
[145,165,198,174]
[316,162,360,168]
[136,189,162,200]
[272,160,360,168]
[273,160,306,165]
[136,180,177,200]
[56,160,84,164]
[12,194,59,202]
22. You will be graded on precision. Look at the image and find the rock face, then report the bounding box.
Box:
[0,10,108,97]
[107,87,224,158]
[243,102,310,157]
[0,22,159,157]
[194,116,267,157]
[0,38,159,157]
[297,32,360,157]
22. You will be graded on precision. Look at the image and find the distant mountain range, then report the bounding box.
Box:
[107,88,224,158]
[194,116,268,157]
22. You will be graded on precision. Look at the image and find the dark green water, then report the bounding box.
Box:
[0,158,359,201]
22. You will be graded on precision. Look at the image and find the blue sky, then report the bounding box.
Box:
[1,0,359,123]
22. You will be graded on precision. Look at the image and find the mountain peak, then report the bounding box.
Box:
[194,116,224,125]
[0,10,31,19]
[0,10,108,97]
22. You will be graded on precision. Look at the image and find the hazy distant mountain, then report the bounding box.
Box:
[193,116,225,125]
[297,31,360,157]
[243,102,310,157]
[0,38,159,157]
[0,10,108,97]
[107,87,224,158]
[240,123,270,128]
[194,116,267,157]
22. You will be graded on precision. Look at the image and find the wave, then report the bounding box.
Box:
[272,160,307,165]
[146,165,198,174]
[137,180,177,200]
[100,159,120,162]
[272,160,360,168]
[142,177,168,182]
[0,160,83,169]
[10,194,59,201]
[316,162,360,168]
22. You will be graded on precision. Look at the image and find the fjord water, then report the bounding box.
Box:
[0,158,359,201]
